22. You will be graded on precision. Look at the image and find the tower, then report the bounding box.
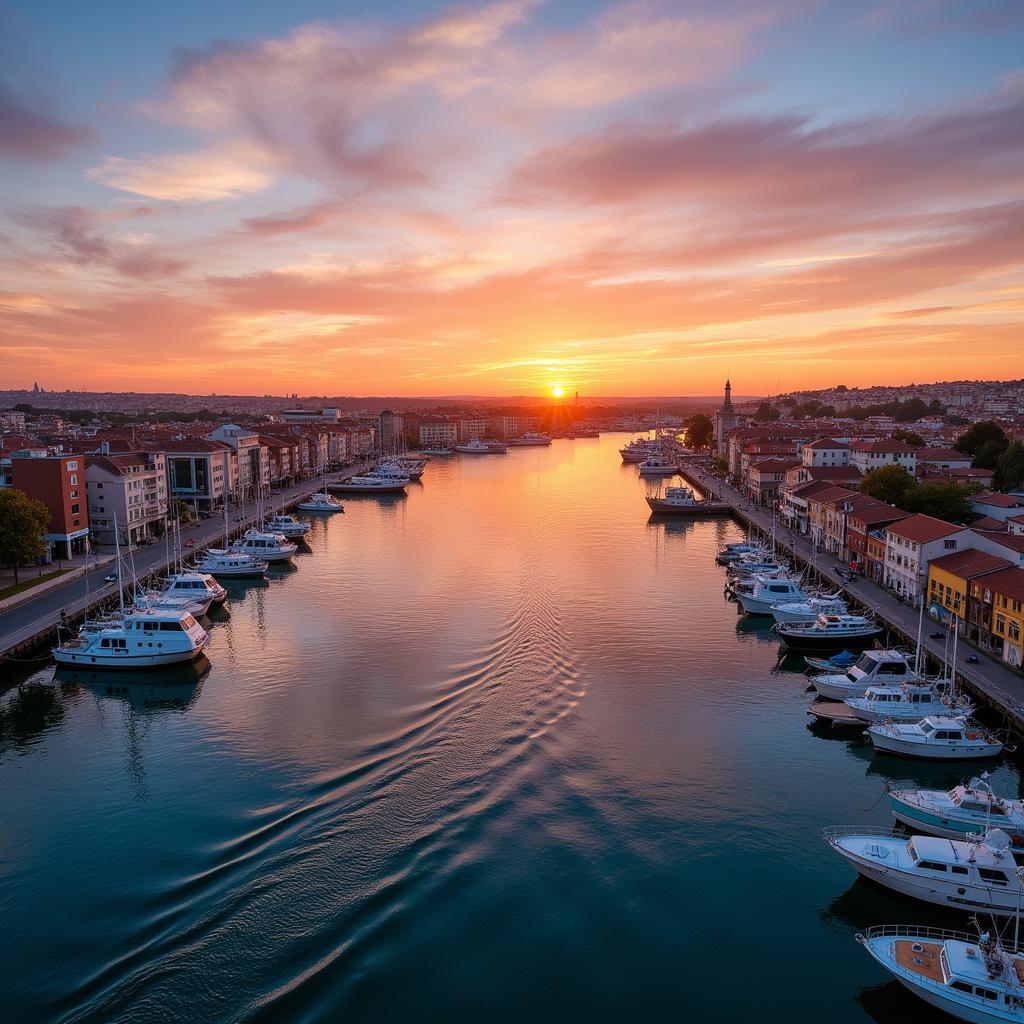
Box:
[713,379,743,457]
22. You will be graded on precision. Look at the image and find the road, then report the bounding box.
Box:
[680,458,1024,727]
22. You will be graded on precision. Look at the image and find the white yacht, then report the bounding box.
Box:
[134,587,213,619]
[828,827,1024,916]
[845,682,970,724]
[776,613,884,652]
[454,439,503,454]
[771,594,848,625]
[297,491,344,513]
[858,924,1024,1022]
[888,776,1024,849]
[53,608,208,669]
[716,542,767,565]
[620,440,660,463]
[163,571,227,606]
[868,715,1004,760]
[375,460,422,482]
[329,474,409,494]
[645,486,730,516]
[264,514,311,539]
[231,528,297,563]
[396,457,426,480]
[508,432,552,447]
[727,559,792,580]
[638,454,676,476]
[811,649,916,701]
[421,447,451,456]
[194,548,268,580]
[733,575,807,616]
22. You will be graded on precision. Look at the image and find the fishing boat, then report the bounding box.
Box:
[733,575,808,616]
[645,486,731,516]
[297,491,344,513]
[889,776,1024,849]
[868,715,1004,760]
[845,682,969,723]
[811,649,918,701]
[53,607,208,668]
[771,595,848,625]
[329,474,409,494]
[264,514,311,539]
[804,650,858,672]
[508,432,552,446]
[776,613,884,652]
[827,827,1024,915]
[857,924,1024,1021]
[231,528,297,563]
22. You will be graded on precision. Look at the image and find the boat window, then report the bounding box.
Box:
[975,987,999,1001]
[182,615,197,629]
[159,622,182,631]
[907,839,918,861]
[991,805,1007,815]
[100,638,110,648]
[951,981,973,993]
[950,792,961,803]
[917,860,948,872]
[978,868,1009,885]
[951,866,968,875]
[855,654,874,671]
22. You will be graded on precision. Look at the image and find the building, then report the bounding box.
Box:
[925,549,1014,646]
[378,409,404,453]
[164,439,236,512]
[10,452,89,559]
[849,440,918,476]
[800,438,850,467]
[207,423,267,500]
[987,568,1024,667]
[914,448,972,472]
[85,449,168,547]
[459,418,489,443]
[713,380,744,456]
[805,486,857,549]
[970,491,1024,523]
[280,407,342,424]
[419,419,458,447]
[746,458,800,506]
[883,514,970,601]
[846,506,911,579]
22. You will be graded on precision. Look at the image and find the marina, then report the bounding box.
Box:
[4,433,1024,1022]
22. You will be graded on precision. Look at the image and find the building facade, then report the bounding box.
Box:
[85,450,168,547]
[10,452,89,559]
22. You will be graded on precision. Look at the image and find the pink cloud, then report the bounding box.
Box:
[0,80,92,161]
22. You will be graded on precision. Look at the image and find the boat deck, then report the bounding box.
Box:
[895,940,944,983]
[807,700,866,727]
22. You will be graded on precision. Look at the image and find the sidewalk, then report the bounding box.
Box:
[0,552,116,615]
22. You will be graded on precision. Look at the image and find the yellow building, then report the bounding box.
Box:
[986,567,1024,668]
[926,549,1012,626]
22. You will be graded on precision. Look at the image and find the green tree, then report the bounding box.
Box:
[947,414,969,426]
[955,421,1008,457]
[859,464,916,506]
[901,482,976,524]
[893,429,926,448]
[0,488,51,584]
[752,402,780,422]
[995,441,1024,491]
[683,413,713,449]
[975,438,1008,470]
[894,397,928,422]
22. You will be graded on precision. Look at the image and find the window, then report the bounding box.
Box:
[944,539,957,550]
[951,866,968,875]
[978,868,1009,885]
[917,861,947,871]
[70,503,79,514]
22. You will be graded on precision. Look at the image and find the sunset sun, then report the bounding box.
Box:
[551,386,565,398]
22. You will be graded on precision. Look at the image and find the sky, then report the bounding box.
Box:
[1,0,1023,398]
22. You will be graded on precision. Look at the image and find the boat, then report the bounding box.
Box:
[637,455,677,476]
[867,715,1004,760]
[508,432,552,446]
[776,613,884,653]
[771,595,848,625]
[716,542,767,565]
[264,513,312,539]
[857,924,1024,1022]
[620,440,660,463]
[845,682,971,724]
[194,548,268,580]
[645,486,731,516]
[827,827,1024,915]
[53,607,209,669]
[231,528,297,563]
[375,459,423,482]
[454,439,505,455]
[297,491,344,513]
[329,474,409,494]
[733,575,808,616]
[804,650,858,672]
[396,457,427,480]
[811,649,918,701]
[133,588,213,619]
[727,560,793,581]
[888,776,1024,849]
[421,447,451,456]
[162,571,227,606]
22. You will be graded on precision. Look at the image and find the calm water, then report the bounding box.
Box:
[2,435,1019,1022]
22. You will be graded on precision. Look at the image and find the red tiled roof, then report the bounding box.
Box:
[850,440,918,453]
[87,454,148,475]
[797,465,863,481]
[847,506,912,528]
[927,548,1014,579]
[789,479,843,499]
[971,515,1008,531]
[161,438,231,452]
[886,513,963,544]
[949,467,993,478]
[973,491,1024,508]
[803,437,849,449]
[807,486,858,505]
[915,448,970,461]
[978,567,1024,603]
[977,531,1024,555]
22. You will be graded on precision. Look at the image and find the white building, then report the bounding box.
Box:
[883,515,975,600]
[86,450,168,546]
[208,424,268,500]
[800,438,850,467]
[459,418,489,442]
[419,420,458,447]
[849,440,918,476]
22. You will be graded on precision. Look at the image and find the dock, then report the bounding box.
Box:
[807,700,867,728]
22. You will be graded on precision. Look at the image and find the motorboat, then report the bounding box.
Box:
[396,457,427,480]
[421,447,451,456]
[867,715,1004,760]
[716,542,767,565]
[231,528,297,563]
[194,548,268,580]
[52,607,209,669]
[620,440,659,463]
[845,682,970,724]
[827,827,1024,915]
[776,614,884,652]
[162,571,227,606]
[771,595,848,625]
[297,492,344,513]
[888,776,1024,849]
[329,474,409,494]
[133,588,213,619]
[638,455,676,476]
[804,650,858,672]
[508,432,552,446]
[484,440,508,453]
[733,575,808,616]
[857,924,1024,1022]
[645,486,731,516]
[375,459,423,482]
[454,439,505,455]
[264,514,311,539]
[811,649,917,701]
[726,558,792,580]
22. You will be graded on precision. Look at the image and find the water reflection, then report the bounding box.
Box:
[0,676,76,754]
[55,656,209,712]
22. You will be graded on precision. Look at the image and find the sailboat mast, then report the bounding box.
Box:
[113,511,125,616]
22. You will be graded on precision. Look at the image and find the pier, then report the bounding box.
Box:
[674,458,1024,734]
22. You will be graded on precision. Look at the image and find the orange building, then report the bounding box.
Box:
[10,453,90,560]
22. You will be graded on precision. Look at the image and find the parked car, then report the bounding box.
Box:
[102,573,117,583]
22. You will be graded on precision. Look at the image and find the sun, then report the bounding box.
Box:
[551,386,565,398]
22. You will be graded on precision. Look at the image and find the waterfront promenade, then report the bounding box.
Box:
[680,459,1024,730]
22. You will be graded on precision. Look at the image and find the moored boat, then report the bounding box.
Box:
[297,491,344,513]
[264,513,312,539]
[845,681,969,723]
[868,715,1004,760]
[645,486,731,516]
[454,439,505,455]
[508,432,552,446]
[811,649,917,701]
[231,528,297,563]
[733,574,807,616]
[776,613,884,652]
[194,548,268,580]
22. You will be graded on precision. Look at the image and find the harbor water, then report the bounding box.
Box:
[2,435,1018,1022]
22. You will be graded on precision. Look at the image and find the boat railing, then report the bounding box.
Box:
[823,825,903,842]
[857,923,1024,955]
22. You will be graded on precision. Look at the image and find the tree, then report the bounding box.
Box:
[683,413,713,449]
[975,439,1008,470]
[712,456,729,477]
[894,397,928,422]
[996,441,1024,491]
[752,402,780,422]
[893,429,926,448]
[901,482,976,524]
[859,464,916,506]
[0,488,51,584]
[955,421,1008,457]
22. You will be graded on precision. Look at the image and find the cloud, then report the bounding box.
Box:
[240,201,340,236]
[0,80,92,161]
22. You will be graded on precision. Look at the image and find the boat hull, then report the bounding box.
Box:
[868,733,1003,760]
[329,482,408,494]
[53,644,207,669]
[646,497,730,515]
[888,799,1024,849]
[777,627,883,652]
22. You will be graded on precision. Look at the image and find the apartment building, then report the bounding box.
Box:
[164,439,236,512]
[85,450,168,546]
[849,440,918,476]
[10,452,89,559]
[883,515,971,600]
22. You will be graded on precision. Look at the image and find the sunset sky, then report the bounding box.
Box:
[2,0,1023,397]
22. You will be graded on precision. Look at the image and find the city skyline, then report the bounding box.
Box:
[3,1,1023,396]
